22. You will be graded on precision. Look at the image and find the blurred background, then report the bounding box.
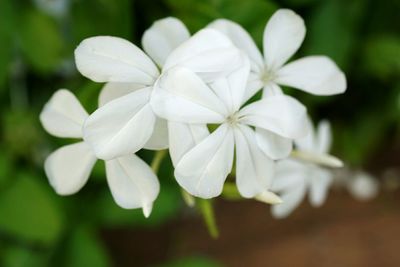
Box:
[0,0,400,266]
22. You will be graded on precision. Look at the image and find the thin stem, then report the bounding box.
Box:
[198,199,219,239]
[151,150,167,174]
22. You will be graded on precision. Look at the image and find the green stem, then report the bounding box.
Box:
[198,199,219,239]
[151,150,167,174]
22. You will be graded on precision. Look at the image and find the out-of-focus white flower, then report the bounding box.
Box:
[40,89,159,217]
[151,57,308,199]
[271,120,340,218]
[346,171,379,201]
[34,0,70,18]
[208,9,347,98]
[74,18,242,160]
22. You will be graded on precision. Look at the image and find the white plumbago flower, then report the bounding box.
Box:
[74,18,242,160]
[208,9,347,98]
[150,58,308,199]
[271,119,340,218]
[97,18,209,167]
[40,89,160,217]
[98,17,192,107]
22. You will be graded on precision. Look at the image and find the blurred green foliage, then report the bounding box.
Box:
[0,0,399,266]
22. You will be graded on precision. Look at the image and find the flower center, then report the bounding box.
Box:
[226,112,239,126]
[260,69,276,84]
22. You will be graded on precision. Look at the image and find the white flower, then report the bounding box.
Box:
[271,120,338,218]
[208,9,347,98]
[150,58,308,199]
[40,89,160,217]
[74,18,242,160]
[346,171,379,201]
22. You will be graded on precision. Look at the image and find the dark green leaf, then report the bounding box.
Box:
[18,10,65,73]
[64,226,111,267]
[0,173,64,245]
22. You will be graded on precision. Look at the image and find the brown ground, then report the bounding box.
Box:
[102,190,400,267]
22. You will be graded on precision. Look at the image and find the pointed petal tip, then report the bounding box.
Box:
[329,156,344,168]
[317,153,344,168]
[142,202,153,218]
[255,191,283,205]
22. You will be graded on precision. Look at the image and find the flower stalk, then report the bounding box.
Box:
[151,150,167,173]
[198,199,219,239]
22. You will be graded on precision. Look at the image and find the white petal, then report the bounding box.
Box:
[207,19,264,73]
[234,125,275,198]
[83,88,155,160]
[272,159,305,191]
[174,124,234,198]
[75,36,159,84]
[142,17,190,67]
[239,95,308,139]
[309,167,333,207]
[246,72,264,100]
[40,89,88,138]
[163,29,242,82]
[151,67,227,124]
[98,82,146,107]
[294,116,315,151]
[263,9,306,71]
[256,128,293,160]
[168,122,209,166]
[262,82,283,97]
[105,154,160,215]
[291,150,344,168]
[143,117,169,150]
[271,182,306,219]
[276,56,347,95]
[316,120,332,154]
[209,54,250,112]
[44,142,96,195]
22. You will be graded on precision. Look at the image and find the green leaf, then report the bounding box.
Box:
[0,150,13,188]
[283,0,319,7]
[1,245,45,267]
[70,0,133,46]
[303,0,366,70]
[0,0,14,88]
[363,35,400,80]
[0,173,64,245]
[335,114,388,165]
[2,110,43,161]
[64,226,111,267]
[18,10,65,73]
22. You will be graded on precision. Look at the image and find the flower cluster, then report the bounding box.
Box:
[40,9,346,218]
